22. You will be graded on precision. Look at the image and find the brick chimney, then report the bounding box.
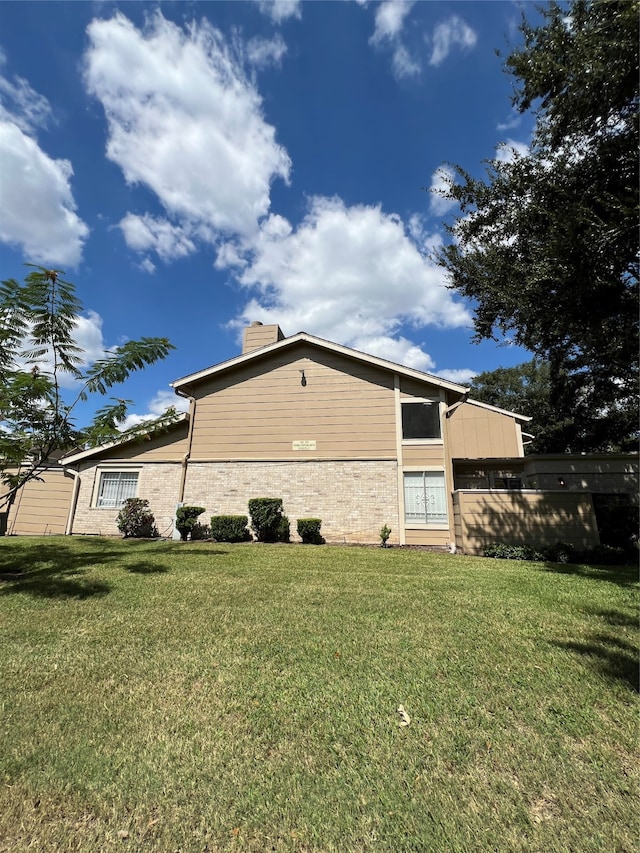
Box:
[242,322,285,354]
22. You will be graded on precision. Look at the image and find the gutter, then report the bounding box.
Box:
[63,467,81,535]
[175,387,196,503]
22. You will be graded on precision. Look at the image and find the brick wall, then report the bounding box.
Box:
[184,460,399,544]
[71,463,183,537]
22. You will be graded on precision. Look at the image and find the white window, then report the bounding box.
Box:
[401,400,441,440]
[96,471,139,508]
[404,471,448,524]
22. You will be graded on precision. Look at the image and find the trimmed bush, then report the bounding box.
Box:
[210,515,251,543]
[484,543,545,561]
[175,506,206,542]
[277,515,291,543]
[117,498,158,539]
[543,541,576,564]
[297,518,324,544]
[248,498,287,543]
[190,522,211,541]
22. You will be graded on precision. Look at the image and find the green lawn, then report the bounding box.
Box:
[0,537,637,853]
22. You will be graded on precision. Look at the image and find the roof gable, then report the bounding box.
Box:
[171,332,470,395]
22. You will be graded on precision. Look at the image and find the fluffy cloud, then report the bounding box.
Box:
[495,138,529,163]
[369,0,420,80]
[119,213,196,263]
[429,16,477,67]
[120,388,189,431]
[219,196,471,369]
[428,165,457,217]
[255,0,302,24]
[0,59,88,266]
[246,34,287,69]
[84,12,291,242]
[435,367,477,385]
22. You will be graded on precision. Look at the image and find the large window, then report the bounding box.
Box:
[96,471,139,508]
[404,471,448,524]
[401,400,441,440]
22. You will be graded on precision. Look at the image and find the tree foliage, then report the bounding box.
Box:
[436,0,638,452]
[0,266,176,509]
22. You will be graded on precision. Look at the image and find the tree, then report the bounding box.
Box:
[436,0,638,452]
[0,266,176,510]
[469,360,565,454]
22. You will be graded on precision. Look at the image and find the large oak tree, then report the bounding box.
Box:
[437,0,638,452]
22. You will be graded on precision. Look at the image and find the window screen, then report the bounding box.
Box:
[404,471,448,524]
[97,472,139,508]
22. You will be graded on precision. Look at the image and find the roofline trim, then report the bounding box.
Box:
[170,331,470,395]
[464,397,532,422]
[59,412,190,465]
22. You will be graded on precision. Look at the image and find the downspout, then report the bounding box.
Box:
[176,387,196,503]
[64,466,81,535]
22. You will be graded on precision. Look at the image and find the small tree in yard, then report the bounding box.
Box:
[0,266,176,511]
[117,498,158,539]
[175,506,205,541]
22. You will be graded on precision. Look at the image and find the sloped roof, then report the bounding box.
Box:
[171,331,470,395]
[60,412,189,465]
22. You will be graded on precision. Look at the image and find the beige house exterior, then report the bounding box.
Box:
[4,323,637,551]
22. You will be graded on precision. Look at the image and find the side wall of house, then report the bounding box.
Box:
[447,403,523,459]
[184,460,399,544]
[453,490,600,555]
[5,469,74,535]
[69,424,189,537]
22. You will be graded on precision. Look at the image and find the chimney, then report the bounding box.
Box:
[242,321,285,354]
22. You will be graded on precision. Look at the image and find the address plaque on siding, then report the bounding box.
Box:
[292,440,316,450]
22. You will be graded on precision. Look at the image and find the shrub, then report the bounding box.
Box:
[297,518,324,544]
[190,522,211,541]
[248,498,287,543]
[379,524,392,548]
[483,543,545,561]
[277,515,291,543]
[210,515,251,543]
[175,506,206,542]
[117,498,158,539]
[543,541,577,564]
[575,544,630,566]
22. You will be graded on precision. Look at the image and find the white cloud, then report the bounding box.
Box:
[0,123,89,266]
[495,138,529,163]
[429,16,477,67]
[435,367,476,385]
[369,1,420,81]
[139,257,156,274]
[84,12,291,243]
[497,111,522,132]
[370,0,415,44]
[0,60,88,266]
[219,196,471,369]
[255,0,301,23]
[119,213,196,263]
[246,34,287,69]
[428,165,457,217]
[120,388,189,430]
[0,55,52,134]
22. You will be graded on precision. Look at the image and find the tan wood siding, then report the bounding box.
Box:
[447,403,522,458]
[188,346,398,460]
[6,470,73,535]
[453,490,600,555]
[401,445,446,466]
[81,422,190,463]
[399,378,443,399]
[404,528,450,547]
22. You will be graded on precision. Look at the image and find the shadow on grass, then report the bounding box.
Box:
[0,538,121,599]
[552,635,639,693]
[542,561,638,589]
[125,562,170,574]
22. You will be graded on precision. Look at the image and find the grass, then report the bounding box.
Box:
[0,537,637,853]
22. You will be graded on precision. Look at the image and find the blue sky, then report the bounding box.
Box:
[0,0,538,427]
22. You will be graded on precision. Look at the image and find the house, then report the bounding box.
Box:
[4,323,637,551]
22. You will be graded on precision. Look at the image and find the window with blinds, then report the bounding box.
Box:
[404,471,448,524]
[96,471,139,508]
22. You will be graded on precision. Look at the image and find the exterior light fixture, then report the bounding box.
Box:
[300,370,307,387]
